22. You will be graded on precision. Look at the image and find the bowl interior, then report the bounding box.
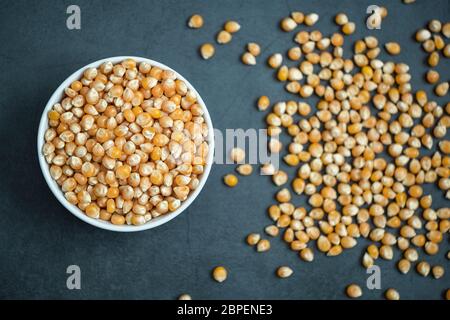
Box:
[37,56,214,232]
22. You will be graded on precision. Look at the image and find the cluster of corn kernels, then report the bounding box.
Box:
[42,59,209,226]
[244,11,450,290]
[415,20,450,96]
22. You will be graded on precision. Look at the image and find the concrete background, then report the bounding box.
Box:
[0,0,448,299]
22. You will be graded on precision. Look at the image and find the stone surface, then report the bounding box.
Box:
[0,0,448,299]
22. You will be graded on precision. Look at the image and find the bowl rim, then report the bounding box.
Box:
[37,56,215,232]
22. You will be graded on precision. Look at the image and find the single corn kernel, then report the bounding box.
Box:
[380,6,388,18]
[256,239,271,252]
[223,174,238,187]
[435,82,449,97]
[48,110,60,121]
[265,225,279,237]
[241,52,256,65]
[385,288,400,300]
[246,233,261,246]
[276,188,291,202]
[178,294,192,300]
[300,248,314,262]
[236,164,253,176]
[291,11,304,24]
[346,284,362,298]
[398,259,411,274]
[217,30,232,44]
[257,96,271,111]
[385,42,401,55]
[188,14,203,29]
[284,154,299,166]
[280,17,297,32]
[272,170,288,186]
[111,214,125,225]
[428,19,442,33]
[85,203,100,219]
[287,47,302,61]
[416,29,431,42]
[426,70,440,84]
[276,266,293,278]
[277,66,288,81]
[443,23,450,38]
[416,261,431,277]
[428,51,440,67]
[247,42,261,56]
[268,53,283,69]
[431,265,445,279]
[212,266,227,283]
[224,20,240,33]
[304,13,319,26]
[230,147,245,163]
[335,13,348,26]
[200,43,215,60]
[342,22,356,35]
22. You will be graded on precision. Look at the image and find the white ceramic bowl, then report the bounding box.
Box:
[37,56,214,232]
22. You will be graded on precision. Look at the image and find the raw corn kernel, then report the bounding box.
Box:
[276,266,293,278]
[200,43,215,59]
[217,30,232,44]
[188,14,203,29]
[236,164,253,176]
[257,96,271,111]
[385,288,400,300]
[212,266,228,282]
[346,284,362,298]
[242,52,256,65]
[247,42,261,56]
[223,174,238,187]
[224,20,240,33]
[178,294,192,300]
[385,42,401,55]
[230,147,246,163]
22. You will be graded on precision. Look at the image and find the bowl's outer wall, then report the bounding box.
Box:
[38,56,215,232]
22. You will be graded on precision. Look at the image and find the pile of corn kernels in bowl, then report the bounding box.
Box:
[42,59,210,226]
[188,6,450,299]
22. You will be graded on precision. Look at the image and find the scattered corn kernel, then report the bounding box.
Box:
[256,239,271,252]
[242,52,256,65]
[223,174,238,187]
[431,265,445,279]
[224,20,240,33]
[188,14,203,29]
[236,164,253,176]
[385,288,400,300]
[200,43,215,59]
[268,53,283,69]
[247,233,261,246]
[257,96,271,111]
[217,30,232,44]
[178,294,192,300]
[247,42,261,56]
[230,147,245,163]
[280,17,297,32]
[212,266,228,283]
[416,261,431,277]
[304,13,319,26]
[276,266,293,278]
[385,42,401,55]
[346,284,362,298]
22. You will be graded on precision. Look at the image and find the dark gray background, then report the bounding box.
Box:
[0,0,449,300]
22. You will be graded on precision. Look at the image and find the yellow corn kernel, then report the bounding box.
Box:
[224,174,238,187]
